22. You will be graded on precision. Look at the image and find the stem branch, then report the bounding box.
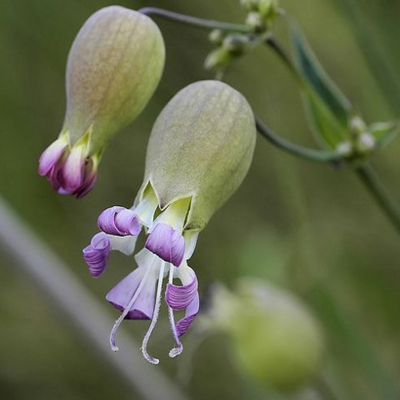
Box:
[139,7,251,33]
[356,164,400,233]
[256,116,342,163]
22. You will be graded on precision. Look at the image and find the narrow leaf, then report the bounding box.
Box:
[369,121,400,149]
[290,23,352,148]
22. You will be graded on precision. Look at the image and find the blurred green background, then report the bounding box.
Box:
[0,0,399,399]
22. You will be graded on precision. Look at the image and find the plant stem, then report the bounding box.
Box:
[255,116,342,163]
[355,164,400,233]
[139,7,251,33]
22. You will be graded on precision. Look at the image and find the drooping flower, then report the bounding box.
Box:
[83,80,257,364]
[39,6,165,198]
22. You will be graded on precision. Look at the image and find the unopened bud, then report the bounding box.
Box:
[208,29,225,46]
[204,47,233,71]
[39,6,165,197]
[222,35,250,56]
[356,133,375,155]
[245,12,266,33]
[240,0,260,12]
[258,0,280,20]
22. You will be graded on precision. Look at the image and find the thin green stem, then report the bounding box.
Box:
[138,7,251,33]
[355,164,400,233]
[255,116,342,163]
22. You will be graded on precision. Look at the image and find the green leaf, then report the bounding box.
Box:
[368,121,400,149]
[304,90,350,149]
[290,23,352,148]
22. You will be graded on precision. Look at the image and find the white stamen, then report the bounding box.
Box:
[141,261,166,364]
[167,265,183,358]
[109,264,152,351]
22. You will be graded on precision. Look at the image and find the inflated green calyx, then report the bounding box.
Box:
[139,80,256,231]
[64,6,165,155]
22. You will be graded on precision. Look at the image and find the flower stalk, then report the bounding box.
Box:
[255,116,342,163]
[138,7,251,33]
[355,164,400,234]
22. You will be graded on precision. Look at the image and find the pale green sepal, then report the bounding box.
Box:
[139,80,257,231]
[64,6,165,154]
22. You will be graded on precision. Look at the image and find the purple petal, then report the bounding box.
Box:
[145,223,185,267]
[176,294,199,337]
[98,206,125,234]
[106,268,156,320]
[48,163,66,191]
[98,206,141,236]
[165,268,199,337]
[165,274,198,310]
[38,138,68,177]
[75,159,98,199]
[61,146,85,192]
[115,209,142,236]
[82,232,110,277]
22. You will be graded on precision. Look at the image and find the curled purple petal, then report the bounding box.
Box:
[82,232,110,277]
[176,294,199,337]
[106,268,157,320]
[115,209,141,236]
[98,206,141,236]
[166,268,199,337]
[98,206,125,233]
[165,274,198,310]
[145,223,185,267]
[38,138,68,177]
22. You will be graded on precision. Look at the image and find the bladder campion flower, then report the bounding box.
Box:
[38,6,165,198]
[83,80,256,364]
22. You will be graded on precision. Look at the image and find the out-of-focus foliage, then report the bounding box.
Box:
[0,0,399,400]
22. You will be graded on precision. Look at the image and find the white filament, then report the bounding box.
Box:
[167,265,183,358]
[141,261,166,364]
[109,265,152,351]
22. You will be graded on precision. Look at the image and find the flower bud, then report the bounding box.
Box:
[209,279,324,391]
[208,29,225,46]
[258,0,280,20]
[204,47,233,71]
[139,80,257,231]
[242,0,280,31]
[222,35,250,56]
[245,12,266,33]
[39,6,165,197]
[240,0,260,12]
